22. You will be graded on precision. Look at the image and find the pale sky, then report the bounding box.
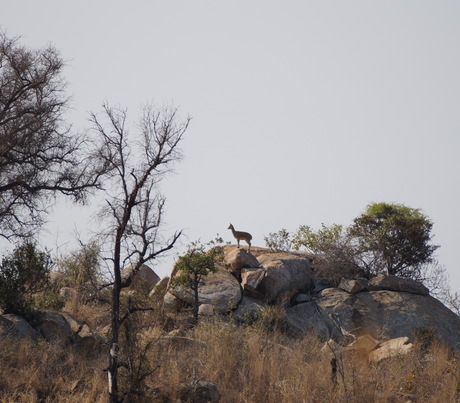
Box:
[2,1,460,292]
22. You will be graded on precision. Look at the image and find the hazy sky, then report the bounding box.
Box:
[2,1,460,291]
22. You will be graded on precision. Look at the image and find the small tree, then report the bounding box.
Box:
[350,202,439,278]
[0,241,51,317]
[170,241,222,322]
[0,33,104,239]
[91,103,189,402]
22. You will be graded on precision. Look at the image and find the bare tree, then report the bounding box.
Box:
[0,32,104,239]
[90,103,189,402]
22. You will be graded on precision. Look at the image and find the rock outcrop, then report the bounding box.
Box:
[286,287,460,349]
[256,253,313,302]
[233,296,265,322]
[122,263,160,290]
[240,268,266,294]
[0,314,40,340]
[0,310,107,353]
[368,337,413,363]
[368,275,429,295]
[149,276,170,298]
[224,248,259,278]
[37,311,72,341]
[164,246,460,351]
[168,266,242,313]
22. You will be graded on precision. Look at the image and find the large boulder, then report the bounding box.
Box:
[233,296,265,322]
[241,268,266,295]
[286,301,343,341]
[198,304,215,316]
[60,311,105,353]
[223,245,270,259]
[286,287,460,349]
[36,312,72,342]
[368,337,413,363]
[149,276,170,298]
[368,275,429,295]
[122,264,160,290]
[255,253,313,302]
[0,314,41,340]
[168,267,242,313]
[224,248,259,278]
[338,278,368,294]
[164,291,186,313]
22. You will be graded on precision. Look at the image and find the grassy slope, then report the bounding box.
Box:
[1,303,459,402]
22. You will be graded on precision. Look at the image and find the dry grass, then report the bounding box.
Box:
[0,310,459,402]
[0,337,106,402]
[148,317,460,402]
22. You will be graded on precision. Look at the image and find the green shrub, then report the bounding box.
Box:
[0,241,51,317]
[34,291,65,311]
[59,240,101,287]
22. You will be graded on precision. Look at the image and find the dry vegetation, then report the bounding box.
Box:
[1,298,460,403]
[0,337,106,402]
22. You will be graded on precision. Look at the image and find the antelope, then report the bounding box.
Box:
[228,223,252,251]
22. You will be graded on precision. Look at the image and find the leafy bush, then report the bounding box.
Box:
[293,223,361,282]
[59,240,102,287]
[292,202,439,282]
[264,228,292,252]
[34,291,65,311]
[0,241,51,317]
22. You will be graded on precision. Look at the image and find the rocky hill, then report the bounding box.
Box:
[2,245,459,356]
[165,245,460,351]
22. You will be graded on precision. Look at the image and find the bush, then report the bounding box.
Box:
[34,291,66,311]
[0,241,51,317]
[264,229,292,252]
[59,240,102,287]
[292,202,439,282]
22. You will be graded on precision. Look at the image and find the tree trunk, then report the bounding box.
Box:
[193,273,199,323]
[108,281,120,402]
[108,232,123,402]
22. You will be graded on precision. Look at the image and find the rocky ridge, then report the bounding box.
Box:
[165,245,460,351]
[2,245,460,360]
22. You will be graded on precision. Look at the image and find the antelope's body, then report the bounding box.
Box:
[228,223,252,251]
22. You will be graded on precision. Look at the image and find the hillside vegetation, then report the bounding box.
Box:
[0,310,459,402]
